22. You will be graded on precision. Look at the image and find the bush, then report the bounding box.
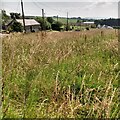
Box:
[86,27,89,30]
[65,25,71,31]
[11,21,23,32]
[91,24,96,28]
[51,21,63,31]
[45,21,51,30]
[113,26,120,29]
[35,17,51,30]
[47,17,54,24]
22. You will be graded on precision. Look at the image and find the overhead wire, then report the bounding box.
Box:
[33,0,67,16]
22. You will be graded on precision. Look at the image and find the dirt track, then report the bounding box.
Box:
[0,33,9,38]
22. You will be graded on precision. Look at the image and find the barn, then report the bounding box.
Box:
[16,19,41,32]
[5,19,41,32]
[83,21,95,26]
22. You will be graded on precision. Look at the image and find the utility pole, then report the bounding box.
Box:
[21,0,26,32]
[42,9,45,30]
[66,12,68,31]
[57,15,58,22]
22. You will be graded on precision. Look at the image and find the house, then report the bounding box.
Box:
[97,24,101,28]
[5,19,41,32]
[83,21,95,26]
[16,19,41,32]
[75,21,95,27]
[97,24,113,29]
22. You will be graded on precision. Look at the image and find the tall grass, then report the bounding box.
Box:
[2,29,119,118]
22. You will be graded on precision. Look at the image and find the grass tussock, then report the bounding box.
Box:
[2,29,119,118]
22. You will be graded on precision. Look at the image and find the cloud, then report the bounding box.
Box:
[1,1,118,18]
[1,0,120,2]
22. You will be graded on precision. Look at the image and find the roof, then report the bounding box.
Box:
[16,19,40,26]
[83,22,94,24]
[101,25,113,29]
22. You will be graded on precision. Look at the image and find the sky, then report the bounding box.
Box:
[1,0,119,18]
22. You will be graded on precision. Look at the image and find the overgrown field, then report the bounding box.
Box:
[2,29,119,118]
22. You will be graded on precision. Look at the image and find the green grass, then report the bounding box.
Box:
[53,17,77,24]
[2,29,119,118]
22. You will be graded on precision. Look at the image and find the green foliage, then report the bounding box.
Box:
[94,18,120,27]
[46,17,54,24]
[1,10,9,30]
[10,12,21,19]
[35,17,51,30]
[1,10,10,30]
[53,17,77,24]
[11,21,23,32]
[76,19,81,23]
[51,21,63,31]
[1,10,9,23]
[91,24,96,28]
[45,21,51,30]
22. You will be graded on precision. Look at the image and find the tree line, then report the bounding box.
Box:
[94,18,120,29]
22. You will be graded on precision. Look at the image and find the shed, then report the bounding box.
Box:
[83,21,94,25]
[5,19,41,32]
[16,19,41,32]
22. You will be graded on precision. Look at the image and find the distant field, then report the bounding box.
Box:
[53,17,77,24]
[2,29,119,118]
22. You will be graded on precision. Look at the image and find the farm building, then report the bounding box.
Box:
[5,19,41,32]
[97,24,113,29]
[83,21,95,25]
[16,19,41,32]
[75,21,95,26]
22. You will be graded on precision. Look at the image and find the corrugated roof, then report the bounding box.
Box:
[16,19,40,26]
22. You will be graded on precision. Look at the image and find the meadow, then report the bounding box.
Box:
[2,29,119,118]
[53,17,77,24]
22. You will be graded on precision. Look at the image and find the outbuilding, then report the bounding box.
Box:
[5,19,41,32]
[16,19,41,32]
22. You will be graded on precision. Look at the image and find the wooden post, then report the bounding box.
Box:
[66,12,68,31]
[42,9,45,31]
[21,0,26,32]
[57,15,58,22]
[101,31,104,37]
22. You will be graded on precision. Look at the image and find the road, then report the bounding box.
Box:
[0,33,9,38]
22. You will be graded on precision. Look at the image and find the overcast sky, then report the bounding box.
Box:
[1,0,119,18]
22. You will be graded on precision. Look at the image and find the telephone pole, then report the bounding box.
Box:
[66,12,68,31]
[57,15,58,22]
[21,0,26,32]
[42,9,45,30]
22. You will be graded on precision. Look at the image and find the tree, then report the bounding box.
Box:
[46,17,54,24]
[76,19,81,23]
[45,21,51,30]
[10,21,23,32]
[1,10,9,30]
[35,17,51,30]
[10,12,21,19]
[10,13,15,19]
[78,17,81,20]
[51,21,63,31]
[1,10,9,22]
[15,13,21,19]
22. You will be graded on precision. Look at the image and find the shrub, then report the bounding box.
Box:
[51,21,63,31]
[91,24,96,28]
[35,17,51,30]
[47,17,54,24]
[86,27,89,30]
[11,21,23,32]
